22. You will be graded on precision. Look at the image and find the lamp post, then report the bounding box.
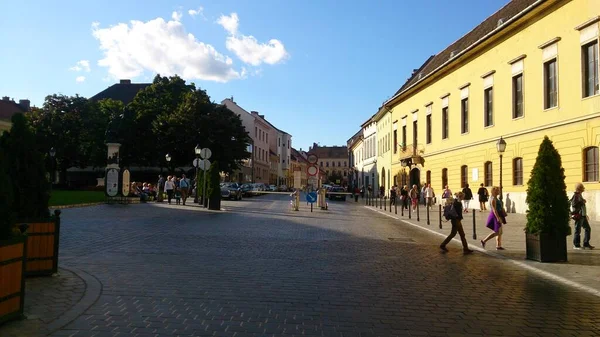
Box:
[194,145,201,203]
[165,153,171,174]
[49,147,56,195]
[496,137,507,200]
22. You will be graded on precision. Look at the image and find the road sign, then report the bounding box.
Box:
[306,192,318,204]
[307,165,318,176]
[198,159,211,170]
[193,158,201,167]
[200,148,212,159]
[307,153,318,164]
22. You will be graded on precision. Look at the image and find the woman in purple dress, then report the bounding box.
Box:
[480,186,506,250]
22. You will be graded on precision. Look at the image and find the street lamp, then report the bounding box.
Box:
[165,153,171,174]
[194,144,201,203]
[49,147,56,194]
[496,136,507,200]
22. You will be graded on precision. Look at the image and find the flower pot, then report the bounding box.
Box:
[525,232,567,262]
[0,235,27,325]
[15,210,61,277]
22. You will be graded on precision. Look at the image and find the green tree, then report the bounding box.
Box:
[1,113,50,220]
[207,160,221,210]
[525,136,570,236]
[0,144,14,240]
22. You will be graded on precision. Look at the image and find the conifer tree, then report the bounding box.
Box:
[525,136,570,236]
[207,161,221,210]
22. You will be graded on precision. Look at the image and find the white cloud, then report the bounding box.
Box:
[70,60,91,72]
[75,76,86,83]
[188,7,204,18]
[171,11,182,22]
[217,13,289,66]
[91,16,242,82]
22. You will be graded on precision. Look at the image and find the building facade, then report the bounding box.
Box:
[361,118,378,194]
[0,96,31,132]
[308,143,350,185]
[374,107,394,196]
[347,130,363,189]
[290,148,308,188]
[375,0,600,219]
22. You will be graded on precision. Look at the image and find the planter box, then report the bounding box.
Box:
[525,232,567,262]
[0,236,27,325]
[15,210,61,277]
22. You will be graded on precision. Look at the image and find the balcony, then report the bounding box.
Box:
[397,143,425,167]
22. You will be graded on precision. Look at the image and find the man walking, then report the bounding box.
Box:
[179,174,190,205]
[157,175,165,202]
[440,192,473,254]
[572,183,594,250]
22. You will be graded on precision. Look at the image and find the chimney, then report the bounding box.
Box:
[19,99,30,111]
[2,96,10,101]
[251,111,259,116]
[120,79,131,84]
[230,96,234,103]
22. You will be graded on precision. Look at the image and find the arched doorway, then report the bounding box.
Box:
[410,168,420,188]
[381,167,386,195]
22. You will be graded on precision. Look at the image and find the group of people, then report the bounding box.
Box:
[156,174,192,205]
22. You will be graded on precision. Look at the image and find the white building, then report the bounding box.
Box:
[361,116,378,194]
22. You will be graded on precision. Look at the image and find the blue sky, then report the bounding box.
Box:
[0,0,509,151]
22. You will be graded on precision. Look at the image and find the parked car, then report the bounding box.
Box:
[221,183,243,200]
[328,186,347,201]
[269,185,277,192]
[278,185,288,192]
[240,184,254,197]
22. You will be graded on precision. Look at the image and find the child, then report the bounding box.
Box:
[174,189,182,205]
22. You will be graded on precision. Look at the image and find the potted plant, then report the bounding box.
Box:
[0,135,27,325]
[525,136,571,262]
[208,160,221,210]
[2,113,60,276]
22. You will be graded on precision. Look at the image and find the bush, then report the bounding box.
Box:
[1,113,50,220]
[525,136,570,236]
[207,160,220,199]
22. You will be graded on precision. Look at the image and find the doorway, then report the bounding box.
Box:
[410,168,420,189]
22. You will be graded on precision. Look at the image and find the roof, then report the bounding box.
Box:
[388,0,541,103]
[309,146,348,159]
[90,81,151,104]
[0,99,27,120]
[290,147,308,163]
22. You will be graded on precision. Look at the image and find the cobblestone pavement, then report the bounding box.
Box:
[7,194,600,336]
[0,268,86,337]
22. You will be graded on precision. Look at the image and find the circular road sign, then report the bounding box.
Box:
[307,153,318,164]
[200,148,212,160]
[307,165,318,176]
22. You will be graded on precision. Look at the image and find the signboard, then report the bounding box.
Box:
[307,153,318,164]
[122,169,130,196]
[193,158,201,167]
[307,166,318,176]
[105,168,119,197]
[200,148,212,159]
[306,192,318,204]
[198,159,211,170]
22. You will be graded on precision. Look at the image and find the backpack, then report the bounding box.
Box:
[569,194,582,220]
[443,203,459,221]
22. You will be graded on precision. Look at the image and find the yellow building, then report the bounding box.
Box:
[380,0,599,219]
[374,107,394,196]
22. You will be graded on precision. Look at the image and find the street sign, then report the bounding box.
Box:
[200,148,212,159]
[122,169,130,196]
[307,165,318,176]
[307,153,318,164]
[198,159,211,170]
[306,192,318,204]
[193,158,201,167]
[105,168,119,197]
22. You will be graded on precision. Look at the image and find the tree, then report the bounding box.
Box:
[1,113,50,220]
[525,136,570,236]
[207,160,221,210]
[0,144,14,240]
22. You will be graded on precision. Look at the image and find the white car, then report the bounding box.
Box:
[269,185,277,191]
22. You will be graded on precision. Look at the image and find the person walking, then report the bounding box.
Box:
[420,185,427,206]
[401,185,409,210]
[410,184,419,212]
[390,185,397,206]
[441,185,452,204]
[440,192,473,254]
[571,182,595,250]
[164,176,175,204]
[425,183,435,209]
[477,183,489,212]
[179,174,190,205]
[157,175,165,202]
[462,183,473,213]
[481,186,506,250]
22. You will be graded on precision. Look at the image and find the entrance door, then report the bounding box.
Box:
[410,168,420,189]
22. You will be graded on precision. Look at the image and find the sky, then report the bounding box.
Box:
[0,0,510,151]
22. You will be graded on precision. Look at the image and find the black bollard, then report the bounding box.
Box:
[408,202,412,219]
[395,199,397,214]
[439,204,443,229]
[384,196,387,211]
[401,201,405,216]
[416,201,420,221]
[390,197,392,213]
[426,203,430,225]
[472,209,477,240]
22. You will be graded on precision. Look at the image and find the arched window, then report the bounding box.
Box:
[584,147,599,182]
[513,157,524,185]
[426,170,431,185]
[441,168,448,189]
[484,161,493,186]
[461,165,468,188]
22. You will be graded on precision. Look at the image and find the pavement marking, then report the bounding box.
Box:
[366,206,600,298]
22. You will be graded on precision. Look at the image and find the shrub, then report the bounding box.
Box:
[207,160,220,199]
[525,136,570,236]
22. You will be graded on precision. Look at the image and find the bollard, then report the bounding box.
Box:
[379,197,382,209]
[426,203,430,225]
[416,201,420,221]
[311,203,313,212]
[472,210,477,240]
[389,197,392,213]
[408,202,412,219]
[395,199,397,214]
[401,200,405,216]
[384,196,387,211]
[439,204,443,229]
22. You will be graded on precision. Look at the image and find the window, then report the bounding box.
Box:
[426,170,431,185]
[326,162,329,167]
[393,130,398,153]
[402,125,407,149]
[413,120,418,146]
[266,133,268,143]
[441,168,448,189]
[513,158,523,186]
[484,161,493,186]
[320,162,323,167]
[344,161,347,167]
[583,41,599,98]
[461,98,469,134]
[484,87,493,127]
[426,115,432,144]
[278,138,281,146]
[255,127,257,137]
[512,74,524,118]
[461,165,468,188]
[338,162,341,167]
[584,147,599,182]
[442,107,449,139]
[288,140,290,149]
[544,59,558,109]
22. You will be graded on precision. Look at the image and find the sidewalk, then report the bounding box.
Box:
[362,198,600,295]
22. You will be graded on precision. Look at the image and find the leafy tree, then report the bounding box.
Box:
[1,113,50,220]
[0,144,14,240]
[525,136,570,236]
[207,160,221,210]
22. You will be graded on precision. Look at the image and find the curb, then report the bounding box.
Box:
[50,202,105,210]
[47,266,103,332]
[365,206,600,299]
